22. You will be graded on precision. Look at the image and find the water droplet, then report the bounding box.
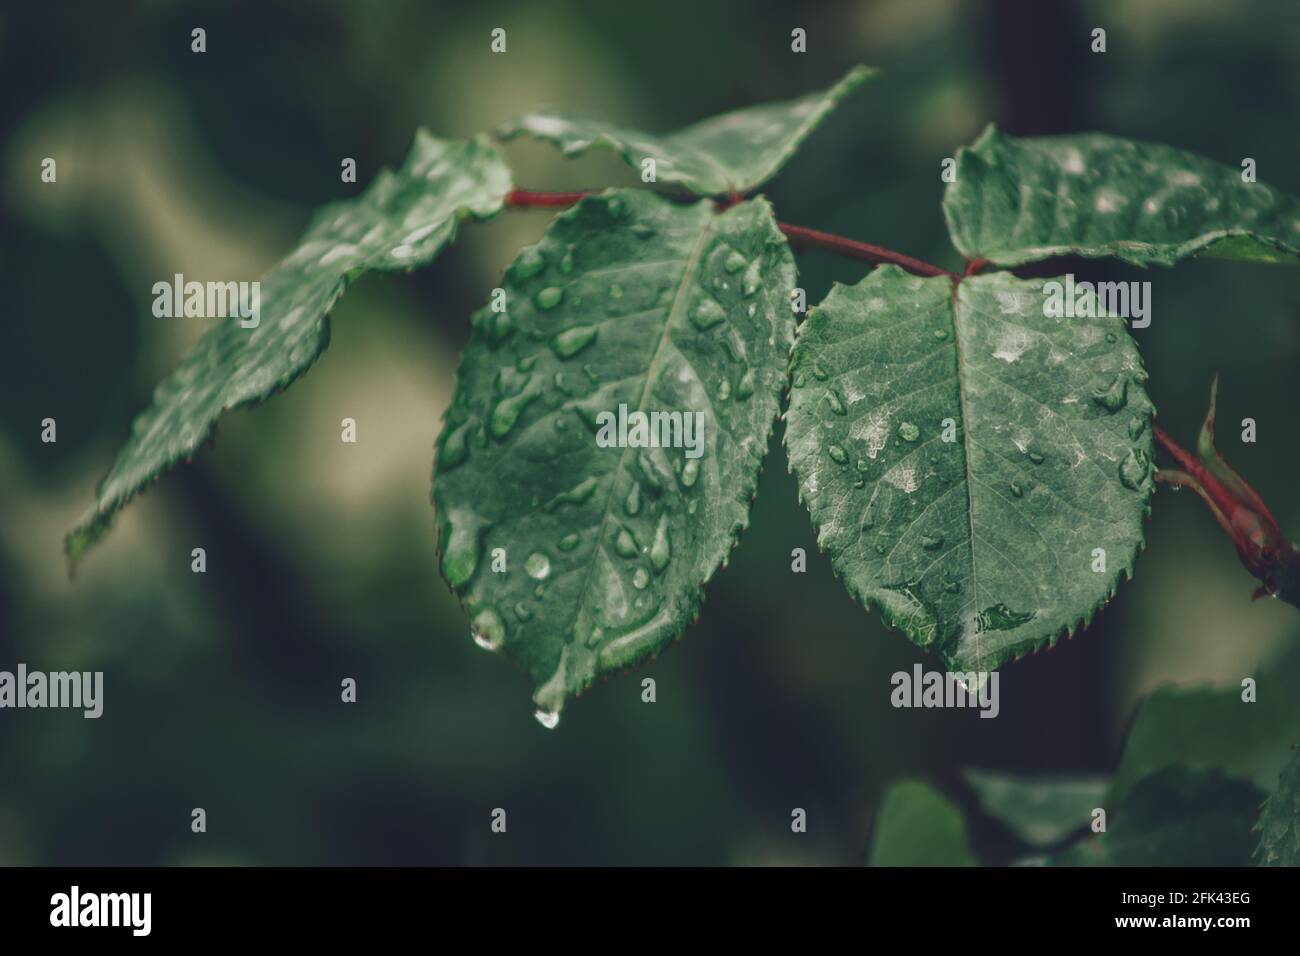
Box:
[559,248,575,274]
[1091,375,1129,413]
[441,508,488,588]
[488,312,515,344]
[855,458,871,473]
[558,533,581,552]
[828,444,848,464]
[792,372,807,388]
[550,324,598,358]
[544,476,599,511]
[511,247,546,280]
[632,566,650,590]
[690,299,727,330]
[609,283,624,300]
[921,534,944,550]
[898,421,920,442]
[972,604,1035,634]
[615,528,639,558]
[853,478,866,488]
[1119,448,1149,490]
[1027,451,1045,465]
[516,354,537,372]
[874,544,887,555]
[489,391,538,438]
[534,709,560,729]
[439,420,474,471]
[1009,481,1024,498]
[631,223,656,239]
[650,514,671,573]
[680,458,700,488]
[514,602,533,622]
[825,389,846,415]
[742,259,763,296]
[606,196,626,218]
[525,551,551,580]
[812,361,829,381]
[933,328,949,340]
[1105,332,1118,343]
[724,250,747,273]
[471,607,505,650]
[624,482,642,516]
[534,286,565,310]
[716,377,732,401]
[554,417,568,432]
[1127,416,1147,439]
[736,367,756,400]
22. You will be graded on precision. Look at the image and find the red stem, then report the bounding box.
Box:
[505,188,956,280]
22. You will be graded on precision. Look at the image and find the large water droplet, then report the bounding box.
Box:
[525,551,551,580]
[1009,481,1024,498]
[716,377,732,401]
[825,389,846,416]
[1027,451,1045,465]
[828,444,848,464]
[690,299,727,330]
[615,528,639,558]
[812,361,829,381]
[898,421,920,442]
[544,476,599,511]
[439,420,475,471]
[680,458,700,488]
[550,324,598,358]
[1091,375,1129,413]
[632,566,650,590]
[534,709,560,729]
[650,514,671,573]
[489,391,538,438]
[1119,448,1149,490]
[511,247,546,280]
[441,509,488,588]
[471,608,506,650]
[624,482,642,516]
[742,259,763,297]
[534,286,565,310]
[724,250,747,273]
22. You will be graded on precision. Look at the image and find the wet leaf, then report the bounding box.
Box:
[785,267,1154,672]
[433,189,796,715]
[67,132,511,566]
[498,66,872,197]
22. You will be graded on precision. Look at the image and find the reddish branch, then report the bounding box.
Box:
[505,188,956,280]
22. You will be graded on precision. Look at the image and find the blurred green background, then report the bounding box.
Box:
[2,0,1299,865]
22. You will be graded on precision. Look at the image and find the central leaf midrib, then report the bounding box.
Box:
[949,285,983,664]
[562,207,718,647]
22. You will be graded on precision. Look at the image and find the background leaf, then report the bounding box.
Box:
[965,769,1109,847]
[432,189,796,716]
[944,126,1300,267]
[1111,642,1300,802]
[868,779,978,866]
[785,267,1154,672]
[1051,767,1262,867]
[498,66,872,197]
[1255,746,1300,866]
[67,131,511,564]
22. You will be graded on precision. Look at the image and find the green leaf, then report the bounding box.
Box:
[965,769,1109,847]
[432,188,796,716]
[1052,767,1262,867]
[1112,642,1300,802]
[497,66,872,197]
[944,125,1300,267]
[785,267,1154,672]
[1256,746,1300,866]
[66,132,511,566]
[868,780,979,866]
